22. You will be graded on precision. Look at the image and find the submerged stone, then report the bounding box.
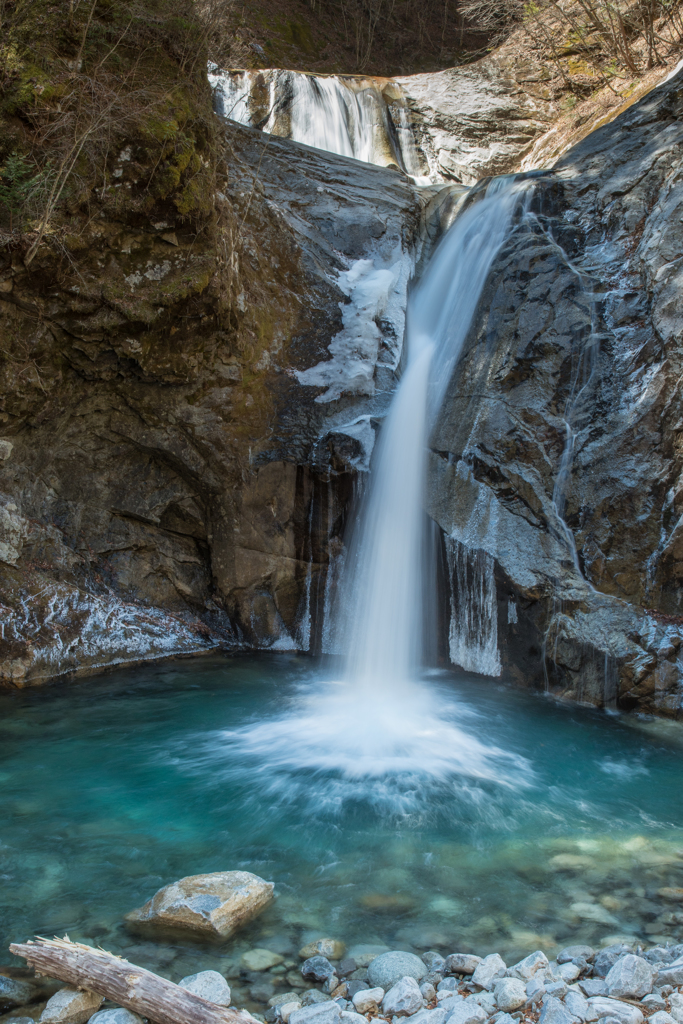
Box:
[125,870,274,940]
[300,940,346,961]
[0,978,43,1010]
[301,958,336,983]
[243,950,286,972]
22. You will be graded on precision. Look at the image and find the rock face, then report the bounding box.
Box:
[427,67,683,714]
[124,870,274,940]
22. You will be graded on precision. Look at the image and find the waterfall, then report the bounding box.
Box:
[209,68,429,180]
[339,178,529,689]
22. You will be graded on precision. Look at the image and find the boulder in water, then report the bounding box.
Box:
[300,940,346,960]
[0,977,44,1011]
[124,870,274,940]
[301,958,336,983]
[243,950,285,972]
[367,952,426,990]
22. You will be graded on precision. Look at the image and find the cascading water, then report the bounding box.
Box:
[209,68,430,181]
[225,177,533,799]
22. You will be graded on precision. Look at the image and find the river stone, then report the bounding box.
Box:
[471,955,506,991]
[290,1003,341,1024]
[179,970,231,1005]
[423,953,447,974]
[39,988,104,1024]
[280,1004,303,1023]
[565,991,592,1021]
[445,956,482,976]
[642,995,667,1010]
[438,979,459,993]
[382,977,423,1016]
[300,941,346,961]
[558,964,581,983]
[468,991,497,1015]
[125,870,274,940]
[526,976,547,1004]
[558,948,595,965]
[244,950,286,972]
[538,996,579,1024]
[410,1010,448,1024]
[302,992,332,1007]
[444,1001,487,1024]
[340,1014,367,1024]
[0,977,44,1010]
[605,955,654,999]
[669,992,683,1023]
[649,1014,677,1024]
[545,982,568,1000]
[421,983,437,1002]
[579,981,607,998]
[89,1012,144,1024]
[593,947,632,979]
[587,998,644,1024]
[352,988,384,1013]
[368,953,426,990]
[270,995,302,1008]
[302,958,336,983]
[347,947,390,969]
[656,957,683,987]
[507,951,548,983]
[337,961,357,978]
[493,979,525,1012]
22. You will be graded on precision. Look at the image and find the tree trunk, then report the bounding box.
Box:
[9,937,255,1024]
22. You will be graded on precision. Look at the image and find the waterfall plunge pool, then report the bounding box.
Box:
[2,653,683,1002]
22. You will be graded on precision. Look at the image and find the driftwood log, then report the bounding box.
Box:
[9,937,257,1024]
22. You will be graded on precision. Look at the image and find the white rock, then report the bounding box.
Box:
[0,440,13,461]
[421,983,437,1002]
[642,995,667,1010]
[280,1004,302,1024]
[565,990,592,1021]
[179,970,231,1006]
[242,949,285,972]
[89,1012,143,1024]
[648,1014,677,1024]
[290,1003,342,1024]
[538,996,579,1024]
[587,997,644,1024]
[508,952,549,983]
[445,1001,487,1024]
[493,979,526,1013]
[526,976,547,1003]
[472,955,507,991]
[410,1011,449,1024]
[438,991,464,1004]
[558,964,581,983]
[466,992,496,1015]
[605,956,654,1000]
[382,977,423,1017]
[445,956,482,976]
[40,988,104,1024]
[669,992,683,1023]
[339,1014,366,1024]
[352,988,384,1014]
[656,958,683,988]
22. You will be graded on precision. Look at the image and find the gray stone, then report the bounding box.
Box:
[492,1015,517,1024]
[471,955,506,991]
[438,979,459,993]
[0,440,13,461]
[39,988,104,1024]
[493,979,526,1013]
[301,992,332,1007]
[352,988,384,1014]
[593,948,633,980]
[587,998,644,1024]
[558,948,595,965]
[648,1014,677,1024]
[423,954,447,974]
[382,977,423,1017]
[281,1005,303,1024]
[421,983,436,1002]
[642,995,666,1010]
[0,977,43,1010]
[526,976,546,1004]
[538,996,578,1024]
[4,1019,34,1024]
[443,1001,487,1024]
[323,977,340,996]
[565,991,592,1021]
[410,1011,448,1024]
[605,955,654,999]
[289,1002,342,1024]
[642,948,672,966]
[507,952,548,983]
[299,941,346,961]
[179,970,231,1006]
[347,947,390,969]
[445,956,482,977]
[270,994,302,1008]
[438,995,465,1011]
[656,957,683,988]
[545,982,569,1001]
[302,958,336,983]
[668,992,683,1023]
[368,953,427,991]
[89,1012,144,1024]
[558,964,581,984]
[125,870,274,940]
[579,981,607,998]
[346,982,369,1000]
[338,961,357,979]
[466,992,496,1015]
[340,1014,367,1024]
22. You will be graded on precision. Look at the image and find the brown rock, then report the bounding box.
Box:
[125,870,274,940]
[298,939,346,960]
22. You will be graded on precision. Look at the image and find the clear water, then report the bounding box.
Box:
[2,654,683,1007]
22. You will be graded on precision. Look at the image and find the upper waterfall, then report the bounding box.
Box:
[209,68,430,182]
